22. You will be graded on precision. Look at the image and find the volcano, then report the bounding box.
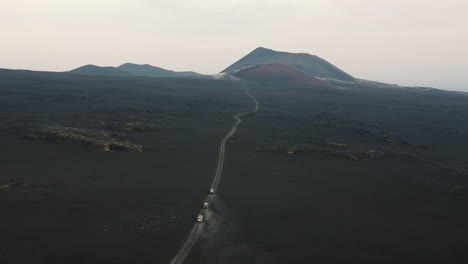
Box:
[223,47,354,81]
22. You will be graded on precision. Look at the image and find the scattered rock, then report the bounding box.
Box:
[338,150,385,161]
[138,215,160,230]
[27,125,143,152]
[320,139,349,148]
[105,120,158,133]
[260,142,386,161]
[0,182,30,190]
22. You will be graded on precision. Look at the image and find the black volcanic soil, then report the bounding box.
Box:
[0,70,251,264]
[1,70,468,263]
[188,83,468,263]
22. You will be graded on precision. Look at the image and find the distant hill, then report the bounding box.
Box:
[222,47,354,81]
[69,63,206,78]
[233,63,335,87]
[69,65,133,77]
[117,63,205,78]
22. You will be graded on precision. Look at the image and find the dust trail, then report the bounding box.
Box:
[198,196,275,264]
[169,83,259,264]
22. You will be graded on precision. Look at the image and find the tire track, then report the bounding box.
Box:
[169,83,259,264]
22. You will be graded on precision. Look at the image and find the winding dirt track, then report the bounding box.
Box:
[169,83,259,264]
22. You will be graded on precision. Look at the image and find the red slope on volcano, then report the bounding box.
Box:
[233,63,335,87]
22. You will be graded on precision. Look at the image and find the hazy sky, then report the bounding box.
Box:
[1,0,467,91]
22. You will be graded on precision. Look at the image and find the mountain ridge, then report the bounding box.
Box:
[69,64,134,77]
[117,63,205,78]
[69,63,206,78]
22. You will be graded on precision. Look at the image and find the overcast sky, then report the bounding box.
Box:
[1,0,467,91]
